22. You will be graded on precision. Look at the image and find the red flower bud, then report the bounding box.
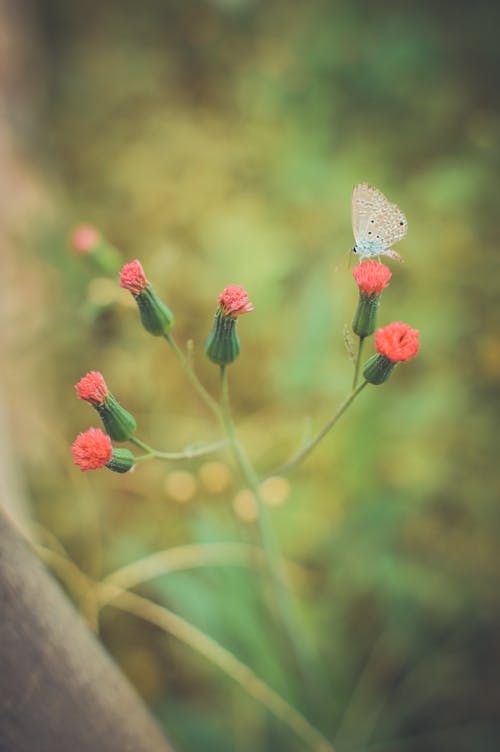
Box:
[217,285,254,318]
[375,321,420,363]
[353,261,392,296]
[75,371,108,406]
[71,428,113,471]
[120,259,148,295]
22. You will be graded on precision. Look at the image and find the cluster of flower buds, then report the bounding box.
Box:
[352,260,419,384]
[72,427,134,473]
[71,257,255,472]
[71,371,136,473]
[70,242,419,474]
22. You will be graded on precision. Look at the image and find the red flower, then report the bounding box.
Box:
[120,260,148,295]
[353,261,392,296]
[75,371,108,406]
[375,322,420,363]
[71,428,113,471]
[218,285,254,318]
[70,224,101,254]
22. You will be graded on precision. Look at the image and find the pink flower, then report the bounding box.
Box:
[375,322,420,363]
[71,428,113,471]
[353,261,392,296]
[120,260,148,295]
[70,224,101,254]
[218,285,254,318]
[75,371,108,406]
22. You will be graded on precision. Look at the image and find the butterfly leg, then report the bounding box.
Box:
[382,249,403,263]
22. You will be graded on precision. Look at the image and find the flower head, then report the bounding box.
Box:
[71,428,113,471]
[120,260,148,295]
[75,371,108,406]
[120,260,174,335]
[375,321,420,363]
[75,370,136,441]
[353,261,392,297]
[70,224,101,255]
[218,285,254,318]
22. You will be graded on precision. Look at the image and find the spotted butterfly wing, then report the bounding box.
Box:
[352,183,407,261]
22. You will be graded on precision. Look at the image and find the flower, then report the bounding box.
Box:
[120,259,148,295]
[75,371,137,441]
[120,260,174,336]
[75,371,108,406]
[352,262,392,338]
[70,224,101,255]
[375,321,420,362]
[71,428,113,471]
[205,285,254,365]
[71,428,135,473]
[353,261,392,296]
[218,285,254,318]
[363,321,420,385]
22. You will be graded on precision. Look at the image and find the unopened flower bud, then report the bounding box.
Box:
[71,428,134,473]
[363,321,420,385]
[205,285,254,365]
[70,224,121,274]
[75,371,136,441]
[105,447,135,474]
[120,260,174,336]
[352,261,392,338]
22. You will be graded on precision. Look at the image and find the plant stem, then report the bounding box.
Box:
[219,365,309,682]
[164,332,221,421]
[352,336,365,390]
[129,435,227,462]
[270,381,369,477]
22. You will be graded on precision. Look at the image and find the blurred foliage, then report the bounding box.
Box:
[5,0,500,749]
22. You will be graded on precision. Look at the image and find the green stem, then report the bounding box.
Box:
[270,381,369,477]
[129,435,227,461]
[352,336,365,390]
[164,332,221,421]
[219,365,309,681]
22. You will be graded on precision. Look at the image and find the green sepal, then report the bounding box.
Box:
[106,448,135,474]
[96,394,137,441]
[135,285,174,336]
[352,293,380,338]
[363,353,396,385]
[205,309,240,365]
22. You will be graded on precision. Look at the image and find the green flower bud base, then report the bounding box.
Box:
[352,294,380,338]
[205,310,240,365]
[135,285,174,336]
[363,353,396,385]
[106,448,135,474]
[97,394,137,441]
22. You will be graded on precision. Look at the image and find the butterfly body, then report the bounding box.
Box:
[351,183,407,261]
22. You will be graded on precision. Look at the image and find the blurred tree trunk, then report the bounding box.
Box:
[0,506,174,752]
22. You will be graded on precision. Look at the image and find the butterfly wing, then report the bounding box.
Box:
[352,183,407,258]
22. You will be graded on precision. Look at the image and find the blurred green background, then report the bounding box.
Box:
[2,0,500,749]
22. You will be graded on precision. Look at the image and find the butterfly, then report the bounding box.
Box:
[351,183,407,262]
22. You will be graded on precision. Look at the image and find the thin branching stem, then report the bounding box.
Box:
[352,336,365,390]
[270,381,369,477]
[164,332,222,421]
[129,436,227,462]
